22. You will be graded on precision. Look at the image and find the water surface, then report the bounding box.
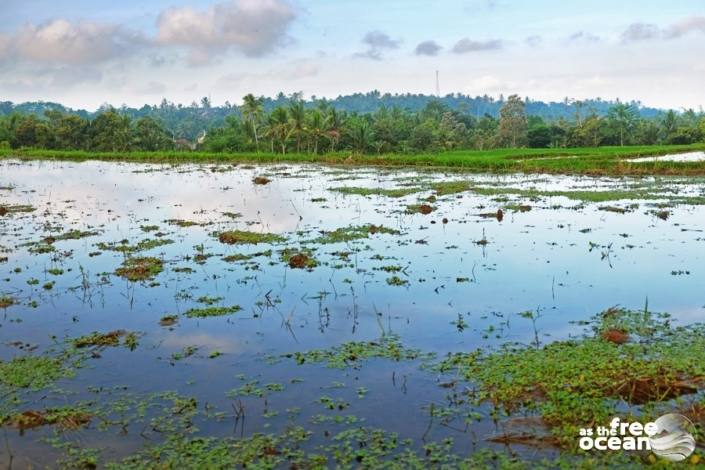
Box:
[1,159,704,466]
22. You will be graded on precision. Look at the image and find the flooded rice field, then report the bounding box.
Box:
[1,159,705,467]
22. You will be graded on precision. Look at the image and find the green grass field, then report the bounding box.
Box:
[2,143,705,175]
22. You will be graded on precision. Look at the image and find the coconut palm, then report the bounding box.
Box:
[347,117,372,154]
[326,108,342,152]
[240,94,264,152]
[306,109,330,154]
[288,98,306,153]
[265,107,291,154]
[607,103,637,147]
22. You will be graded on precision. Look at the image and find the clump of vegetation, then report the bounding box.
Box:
[184,305,241,318]
[165,219,202,227]
[473,187,705,204]
[253,176,271,185]
[196,295,223,305]
[505,203,532,212]
[377,265,402,273]
[405,203,435,214]
[0,355,73,389]
[73,330,128,348]
[280,248,318,270]
[0,204,35,215]
[2,407,91,431]
[288,253,316,269]
[217,230,285,245]
[97,238,173,253]
[27,242,55,254]
[51,230,100,242]
[431,181,470,196]
[329,186,423,198]
[435,308,705,445]
[115,256,163,281]
[312,224,400,244]
[286,335,434,368]
[386,276,408,286]
[0,295,14,308]
[159,314,179,326]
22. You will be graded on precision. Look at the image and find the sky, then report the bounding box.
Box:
[1,0,704,110]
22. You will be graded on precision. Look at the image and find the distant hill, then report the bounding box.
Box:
[0,92,668,140]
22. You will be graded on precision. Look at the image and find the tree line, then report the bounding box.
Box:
[1,94,703,154]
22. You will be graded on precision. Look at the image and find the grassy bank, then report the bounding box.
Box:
[2,143,705,175]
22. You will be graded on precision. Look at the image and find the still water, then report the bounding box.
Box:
[1,159,704,466]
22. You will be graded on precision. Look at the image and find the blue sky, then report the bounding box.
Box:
[1,0,704,109]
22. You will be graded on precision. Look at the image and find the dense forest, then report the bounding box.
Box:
[1,93,703,154]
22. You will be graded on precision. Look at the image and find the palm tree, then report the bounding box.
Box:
[326,108,342,152]
[288,98,306,153]
[265,107,291,154]
[306,109,330,154]
[348,118,372,154]
[607,103,637,146]
[240,94,264,152]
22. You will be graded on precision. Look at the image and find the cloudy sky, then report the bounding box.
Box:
[1,0,704,110]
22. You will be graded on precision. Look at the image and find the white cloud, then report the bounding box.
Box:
[354,30,400,60]
[664,15,705,38]
[621,23,660,42]
[415,40,442,56]
[156,0,297,63]
[621,16,705,43]
[362,30,400,49]
[0,19,143,65]
[452,38,502,53]
[567,31,600,43]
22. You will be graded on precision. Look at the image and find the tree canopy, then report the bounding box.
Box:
[1,95,703,154]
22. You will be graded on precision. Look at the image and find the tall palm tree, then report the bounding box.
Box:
[288,99,306,153]
[240,94,264,152]
[326,108,342,152]
[265,107,291,155]
[348,118,372,154]
[608,103,637,147]
[306,109,330,154]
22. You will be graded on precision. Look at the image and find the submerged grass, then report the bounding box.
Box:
[435,308,705,445]
[115,256,163,281]
[312,224,400,244]
[285,335,434,368]
[0,355,73,389]
[472,187,705,204]
[329,186,423,198]
[4,144,705,175]
[217,230,285,245]
[183,305,241,318]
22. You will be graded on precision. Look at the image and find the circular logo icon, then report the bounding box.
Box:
[648,413,696,462]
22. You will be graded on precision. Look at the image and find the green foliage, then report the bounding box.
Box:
[435,308,705,444]
[217,230,285,245]
[286,335,434,368]
[0,355,73,389]
[329,186,422,197]
[3,95,702,155]
[115,257,163,281]
[311,224,400,244]
[183,305,241,318]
